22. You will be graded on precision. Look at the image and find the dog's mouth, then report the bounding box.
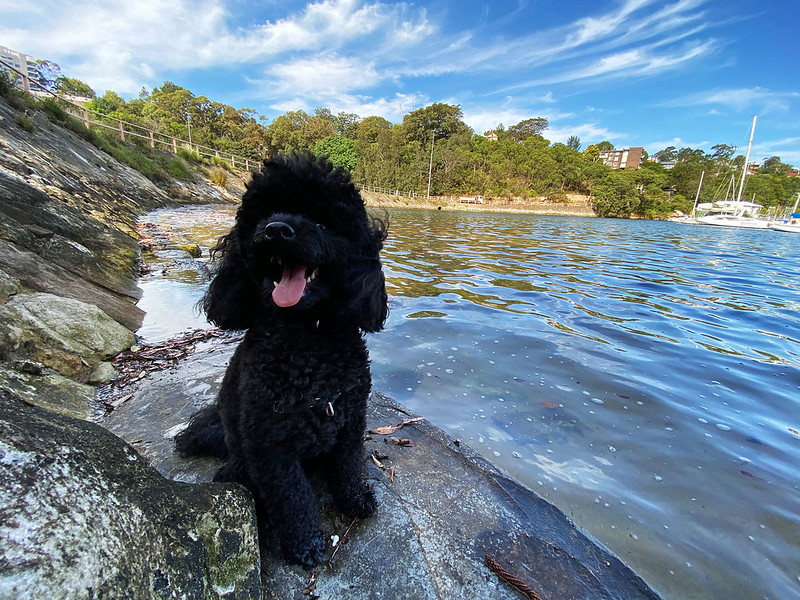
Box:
[270,257,318,308]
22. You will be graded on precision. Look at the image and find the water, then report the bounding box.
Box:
[136,206,800,600]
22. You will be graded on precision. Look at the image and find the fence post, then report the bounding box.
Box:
[82,108,89,129]
[149,131,154,148]
[172,138,177,153]
[231,155,236,170]
[118,121,125,141]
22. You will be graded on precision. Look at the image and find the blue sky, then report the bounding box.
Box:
[2,0,799,164]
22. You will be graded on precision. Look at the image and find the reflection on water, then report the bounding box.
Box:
[137,206,800,600]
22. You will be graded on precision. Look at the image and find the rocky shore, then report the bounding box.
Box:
[0,95,659,600]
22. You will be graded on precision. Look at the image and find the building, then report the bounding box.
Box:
[599,147,644,170]
[0,45,32,92]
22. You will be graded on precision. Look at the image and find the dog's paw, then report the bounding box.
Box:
[286,530,327,569]
[338,483,377,518]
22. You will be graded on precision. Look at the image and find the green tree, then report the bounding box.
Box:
[582,144,601,163]
[402,103,470,145]
[265,110,335,155]
[54,77,95,98]
[507,118,548,142]
[591,170,640,217]
[566,135,581,151]
[314,135,357,171]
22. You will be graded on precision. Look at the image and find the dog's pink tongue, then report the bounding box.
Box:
[273,265,307,307]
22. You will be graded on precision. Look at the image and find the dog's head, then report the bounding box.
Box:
[202,153,388,333]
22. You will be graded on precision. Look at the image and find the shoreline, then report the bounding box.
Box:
[360,190,597,216]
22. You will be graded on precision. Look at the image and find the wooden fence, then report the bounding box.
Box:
[355,183,419,198]
[0,58,260,173]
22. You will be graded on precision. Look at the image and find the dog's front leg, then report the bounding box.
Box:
[329,413,377,518]
[248,456,326,568]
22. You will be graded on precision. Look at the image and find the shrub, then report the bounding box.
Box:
[14,113,35,132]
[177,147,202,163]
[165,156,194,181]
[208,167,228,187]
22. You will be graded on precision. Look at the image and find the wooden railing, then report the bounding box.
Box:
[355,183,419,198]
[0,58,261,173]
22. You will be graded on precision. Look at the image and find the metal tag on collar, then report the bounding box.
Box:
[325,401,335,417]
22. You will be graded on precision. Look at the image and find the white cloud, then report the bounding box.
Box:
[269,54,380,96]
[664,87,800,114]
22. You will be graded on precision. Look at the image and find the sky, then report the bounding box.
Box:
[2,0,799,165]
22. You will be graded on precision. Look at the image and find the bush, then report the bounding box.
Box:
[165,156,194,181]
[208,167,228,187]
[177,147,202,163]
[14,113,35,132]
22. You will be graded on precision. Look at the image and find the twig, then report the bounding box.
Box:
[329,517,358,564]
[484,555,544,600]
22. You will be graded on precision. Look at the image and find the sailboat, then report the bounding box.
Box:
[768,193,800,233]
[696,116,771,229]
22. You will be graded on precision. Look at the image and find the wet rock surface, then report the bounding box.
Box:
[102,337,662,600]
[0,390,261,600]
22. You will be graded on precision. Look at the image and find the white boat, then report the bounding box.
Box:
[695,200,770,229]
[769,193,800,233]
[695,116,771,229]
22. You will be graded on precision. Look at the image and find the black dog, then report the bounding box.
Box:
[175,153,387,567]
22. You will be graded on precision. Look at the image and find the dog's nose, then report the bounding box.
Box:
[264,221,295,240]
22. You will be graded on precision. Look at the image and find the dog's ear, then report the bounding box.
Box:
[345,260,388,333]
[200,234,261,330]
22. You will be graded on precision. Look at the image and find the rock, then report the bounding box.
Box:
[0,237,145,332]
[5,292,134,380]
[0,268,20,302]
[0,391,261,600]
[103,341,663,600]
[89,361,118,384]
[0,365,93,419]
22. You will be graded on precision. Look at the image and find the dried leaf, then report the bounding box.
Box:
[368,417,425,435]
[370,454,385,469]
[390,437,416,447]
[388,466,395,484]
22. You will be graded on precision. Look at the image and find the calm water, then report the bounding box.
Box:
[137,206,800,600]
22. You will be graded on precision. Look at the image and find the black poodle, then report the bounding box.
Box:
[175,153,388,567]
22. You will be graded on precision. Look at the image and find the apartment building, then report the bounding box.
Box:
[599,147,644,170]
[0,45,32,92]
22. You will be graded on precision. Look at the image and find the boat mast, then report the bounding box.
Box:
[692,170,704,218]
[736,115,757,203]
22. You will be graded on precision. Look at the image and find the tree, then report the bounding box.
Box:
[566,135,581,151]
[591,171,640,217]
[28,59,62,92]
[402,103,470,145]
[355,116,392,143]
[314,136,357,171]
[596,141,614,152]
[507,118,548,142]
[761,156,793,175]
[711,144,735,161]
[54,77,95,98]
[265,110,335,155]
[582,144,601,163]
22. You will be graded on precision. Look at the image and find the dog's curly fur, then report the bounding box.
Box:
[175,153,387,567]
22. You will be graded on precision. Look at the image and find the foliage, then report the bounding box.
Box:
[314,136,358,171]
[6,61,800,218]
[15,113,35,132]
[165,156,194,181]
[207,167,229,187]
[507,118,548,142]
[402,103,471,145]
[55,77,95,98]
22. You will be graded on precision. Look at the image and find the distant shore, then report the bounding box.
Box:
[361,190,596,216]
